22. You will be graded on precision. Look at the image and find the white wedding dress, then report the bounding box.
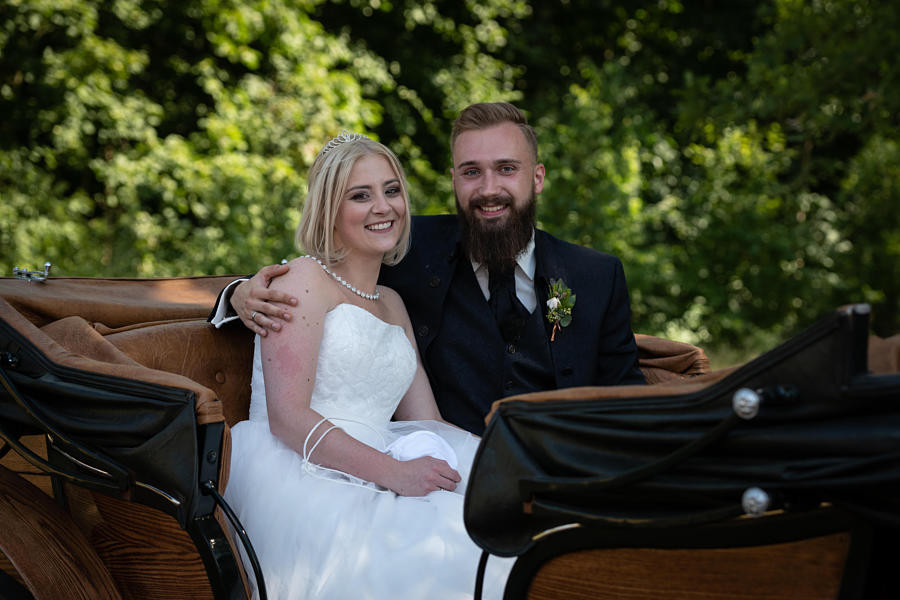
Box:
[225,303,512,599]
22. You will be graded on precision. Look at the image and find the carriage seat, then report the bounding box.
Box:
[96,322,712,427]
[27,300,716,433]
[38,315,714,430]
[21,314,255,428]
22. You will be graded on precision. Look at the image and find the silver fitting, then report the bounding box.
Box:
[732,387,761,420]
[741,487,770,517]
[13,262,52,282]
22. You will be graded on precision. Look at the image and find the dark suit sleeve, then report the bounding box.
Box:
[596,259,646,385]
[206,275,251,324]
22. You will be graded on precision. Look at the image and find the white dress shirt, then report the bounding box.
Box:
[209,278,245,328]
[470,232,537,314]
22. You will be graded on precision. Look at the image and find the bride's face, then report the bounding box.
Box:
[334,154,407,258]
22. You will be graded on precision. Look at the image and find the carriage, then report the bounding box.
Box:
[1,270,898,599]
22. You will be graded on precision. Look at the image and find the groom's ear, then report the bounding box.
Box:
[533,163,545,194]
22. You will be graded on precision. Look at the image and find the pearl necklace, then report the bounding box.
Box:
[306,256,380,301]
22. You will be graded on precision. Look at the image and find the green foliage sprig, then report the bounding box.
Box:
[546,279,575,342]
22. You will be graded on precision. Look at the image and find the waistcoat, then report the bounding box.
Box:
[426,257,555,434]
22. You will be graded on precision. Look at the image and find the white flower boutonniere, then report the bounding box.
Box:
[546,278,575,342]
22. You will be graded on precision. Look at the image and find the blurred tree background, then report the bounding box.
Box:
[2,0,898,363]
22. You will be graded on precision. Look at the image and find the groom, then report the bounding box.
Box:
[210,102,645,434]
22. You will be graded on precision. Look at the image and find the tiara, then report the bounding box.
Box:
[321,130,368,155]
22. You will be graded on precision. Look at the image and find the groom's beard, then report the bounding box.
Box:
[457,189,536,274]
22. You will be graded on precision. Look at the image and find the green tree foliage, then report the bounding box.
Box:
[482,0,898,344]
[2,0,897,353]
[674,0,900,339]
[1,0,405,275]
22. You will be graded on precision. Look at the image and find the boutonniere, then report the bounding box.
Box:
[545,278,575,342]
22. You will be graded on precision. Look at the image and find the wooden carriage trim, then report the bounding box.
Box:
[0,464,122,599]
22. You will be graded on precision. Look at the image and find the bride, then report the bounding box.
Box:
[225,132,511,599]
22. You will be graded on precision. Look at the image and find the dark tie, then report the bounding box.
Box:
[488,267,528,342]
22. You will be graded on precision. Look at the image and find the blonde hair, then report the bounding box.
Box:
[295,134,411,266]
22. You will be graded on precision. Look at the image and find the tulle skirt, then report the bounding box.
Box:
[225,419,512,600]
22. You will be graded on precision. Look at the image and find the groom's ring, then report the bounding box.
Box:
[251,311,258,322]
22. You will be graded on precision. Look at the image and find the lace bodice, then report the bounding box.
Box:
[248,303,416,448]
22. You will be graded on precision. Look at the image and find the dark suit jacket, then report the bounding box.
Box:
[379,215,645,393]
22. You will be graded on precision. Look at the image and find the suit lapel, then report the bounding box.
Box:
[404,216,463,357]
[400,215,463,297]
[533,231,577,385]
[430,220,463,291]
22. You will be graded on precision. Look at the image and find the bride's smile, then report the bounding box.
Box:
[365,219,395,231]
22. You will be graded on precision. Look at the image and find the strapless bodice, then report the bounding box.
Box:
[248,303,416,447]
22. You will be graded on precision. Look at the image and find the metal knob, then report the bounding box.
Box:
[732,388,760,419]
[742,487,770,517]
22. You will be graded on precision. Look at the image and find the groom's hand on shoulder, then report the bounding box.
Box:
[234,263,298,336]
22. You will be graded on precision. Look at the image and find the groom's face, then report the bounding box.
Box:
[451,122,544,268]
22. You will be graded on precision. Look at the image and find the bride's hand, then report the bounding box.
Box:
[387,456,461,497]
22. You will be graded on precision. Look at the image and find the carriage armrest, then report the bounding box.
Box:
[35,316,229,426]
[103,320,254,427]
[43,315,255,427]
[635,333,710,384]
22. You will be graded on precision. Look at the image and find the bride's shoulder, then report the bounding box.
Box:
[281,256,327,280]
[273,256,333,300]
[376,285,411,324]
[376,284,402,307]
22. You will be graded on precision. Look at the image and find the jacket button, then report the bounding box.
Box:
[429,276,441,288]
[507,344,517,354]
[417,325,429,337]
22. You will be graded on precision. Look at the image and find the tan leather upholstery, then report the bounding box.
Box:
[869,333,900,374]
[0,275,238,329]
[105,321,253,427]
[634,333,710,383]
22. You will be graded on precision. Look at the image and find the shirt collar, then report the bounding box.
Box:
[470,229,536,280]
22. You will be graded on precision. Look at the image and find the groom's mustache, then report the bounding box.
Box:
[468,195,514,210]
